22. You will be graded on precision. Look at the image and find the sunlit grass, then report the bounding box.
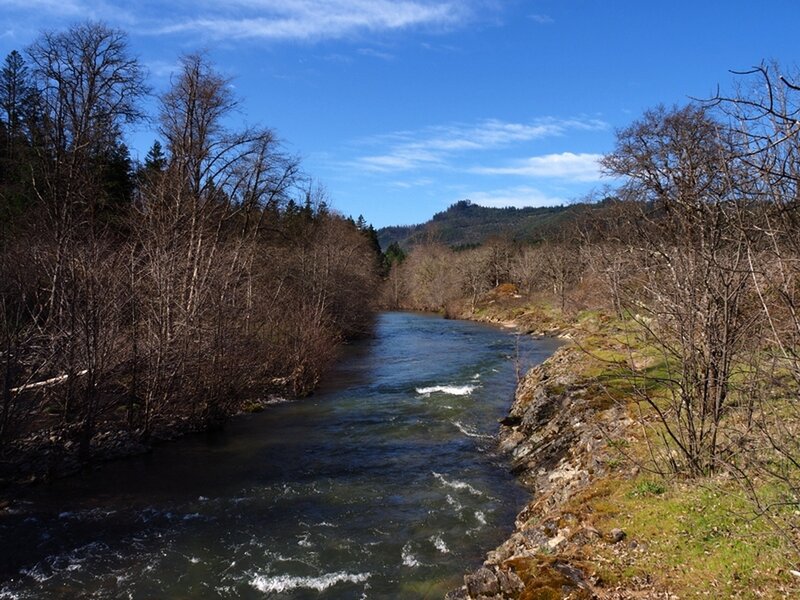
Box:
[575,475,796,598]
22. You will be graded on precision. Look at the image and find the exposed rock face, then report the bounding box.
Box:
[450,344,633,599]
[458,566,525,600]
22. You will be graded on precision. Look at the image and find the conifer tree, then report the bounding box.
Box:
[0,50,33,159]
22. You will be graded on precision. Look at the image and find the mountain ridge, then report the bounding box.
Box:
[377,200,591,250]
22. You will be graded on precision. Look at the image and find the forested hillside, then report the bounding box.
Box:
[0,23,380,476]
[377,199,597,250]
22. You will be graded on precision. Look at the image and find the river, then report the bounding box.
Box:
[0,312,559,599]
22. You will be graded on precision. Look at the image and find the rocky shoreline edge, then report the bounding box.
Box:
[447,314,639,600]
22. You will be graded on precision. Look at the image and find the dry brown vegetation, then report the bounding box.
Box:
[0,23,379,478]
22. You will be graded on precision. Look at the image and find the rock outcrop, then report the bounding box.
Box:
[450,344,634,599]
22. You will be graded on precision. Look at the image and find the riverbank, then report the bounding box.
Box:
[0,393,288,492]
[0,319,380,491]
[448,299,800,599]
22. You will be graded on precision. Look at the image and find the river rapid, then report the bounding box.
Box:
[0,312,559,599]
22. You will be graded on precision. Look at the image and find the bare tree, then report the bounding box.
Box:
[538,240,581,312]
[707,64,800,553]
[603,105,760,475]
[509,245,545,295]
[26,21,147,324]
[399,242,462,311]
[456,246,492,313]
[0,26,382,473]
[129,52,324,428]
[484,236,515,288]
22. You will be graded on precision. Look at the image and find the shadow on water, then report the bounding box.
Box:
[0,312,560,599]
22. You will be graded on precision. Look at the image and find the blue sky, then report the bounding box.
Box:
[1,1,798,227]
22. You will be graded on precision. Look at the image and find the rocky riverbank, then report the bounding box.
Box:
[448,300,800,599]
[445,303,664,599]
[447,339,640,599]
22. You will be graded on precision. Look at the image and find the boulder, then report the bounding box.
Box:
[609,528,626,544]
[465,567,500,597]
[496,569,524,595]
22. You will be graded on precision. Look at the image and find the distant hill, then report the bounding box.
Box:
[377,200,591,250]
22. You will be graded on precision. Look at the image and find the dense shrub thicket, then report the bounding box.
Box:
[0,23,380,463]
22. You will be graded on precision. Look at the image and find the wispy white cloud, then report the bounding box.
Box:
[0,0,477,43]
[420,41,460,53]
[473,152,605,181]
[359,149,444,171]
[0,0,141,35]
[465,185,568,208]
[357,47,395,60]
[389,177,434,188]
[0,0,85,14]
[0,28,20,41]
[528,14,554,24]
[144,59,180,79]
[355,117,606,173]
[148,0,473,41]
[322,53,355,64]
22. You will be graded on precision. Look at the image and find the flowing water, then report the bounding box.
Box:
[0,312,559,599]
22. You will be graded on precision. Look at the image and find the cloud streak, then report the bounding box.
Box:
[0,0,139,35]
[0,0,477,42]
[473,152,605,181]
[148,0,472,41]
[528,14,554,25]
[0,0,85,14]
[355,117,606,173]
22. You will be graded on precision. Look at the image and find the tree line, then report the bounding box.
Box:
[385,65,800,555]
[0,22,380,469]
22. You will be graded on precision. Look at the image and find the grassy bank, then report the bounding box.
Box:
[454,296,800,599]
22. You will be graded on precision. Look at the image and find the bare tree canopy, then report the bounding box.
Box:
[27,21,147,153]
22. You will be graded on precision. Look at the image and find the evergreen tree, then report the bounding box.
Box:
[135,139,166,192]
[96,141,134,211]
[143,140,166,172]
[381,241,407,275]
[364,224,382,256]
[0,50,35,221]
[302,194,314,221]
[351,215,382,269]
[0,50,33,158]
[384,242,407,264]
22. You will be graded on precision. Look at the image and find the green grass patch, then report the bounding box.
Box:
[399,577,461,599]
[584,475,797,598]
[628,479,667,497]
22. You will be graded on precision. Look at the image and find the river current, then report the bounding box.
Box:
[0,312,559,599]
